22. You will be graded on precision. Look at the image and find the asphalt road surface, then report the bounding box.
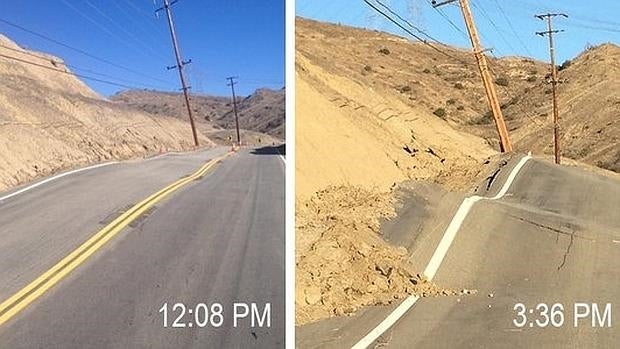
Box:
[298,156,620,348]
[0,146,285,348]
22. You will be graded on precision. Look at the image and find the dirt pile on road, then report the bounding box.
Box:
[111,87,285,140]
[296,186,455,325]
[0,34,212,192]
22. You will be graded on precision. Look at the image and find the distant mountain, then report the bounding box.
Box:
[111,87,285,139]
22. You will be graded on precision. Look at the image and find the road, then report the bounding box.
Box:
[298,156,620,348]
[0,146,285,348]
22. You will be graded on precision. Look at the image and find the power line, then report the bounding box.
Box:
[82,0,169,62]
[491,0,533,56]
[110,0,169,52]
[470,0,514,56]
[374,0,442,44]
[363,0,470,64]
[565,21,620,34]
[0,17,172,86]
[0,53,155,90]
[433,5,469,40]
[0,43,170,90]
[59,0,165,64]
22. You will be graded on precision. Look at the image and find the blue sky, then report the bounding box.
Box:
[0,0,284,97]
[297,0,620,64]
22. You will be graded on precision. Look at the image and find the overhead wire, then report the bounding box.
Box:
[374,0,442,44]
[362,0,472,65]
[0,43,171,90]
[82,0,169,62]
[111,0,169,50]
[491,0,534,57]
[470,0,515,56]
[59,0,165,64]
[0,53,158,90]
[368,0,548,132]
[433,6,469,41]
[0,17,171,85]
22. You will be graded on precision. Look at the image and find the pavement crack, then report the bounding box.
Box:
[509,214,592,241]
[557,232,575,271]
[509,214,579,271]
[486,168,501,190]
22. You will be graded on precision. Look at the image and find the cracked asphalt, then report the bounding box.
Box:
[298,157,620,348]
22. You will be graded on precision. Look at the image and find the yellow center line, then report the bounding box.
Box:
[0,152,231,326]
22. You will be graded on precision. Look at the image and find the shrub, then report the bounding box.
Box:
[453,82,464,89]
[433,108,447,118]
[526,76,537,82]
[363,65,372,72]
[378,48,390,55]
[559,59,572,71]
[422,68,431,73]
[475,111,493,124]
[446,98,457,105]
[457,105,465,111]
[495,76,510,87]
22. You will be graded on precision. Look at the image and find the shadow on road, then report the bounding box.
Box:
[251,144,285,156]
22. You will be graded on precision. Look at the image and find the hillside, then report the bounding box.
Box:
[507,44,620,171]
[0,34,213,192]
[296,18,504,198]
[296,17,619,174]
[111,87,285,140]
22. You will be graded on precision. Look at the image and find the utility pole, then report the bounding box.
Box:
[536,13,567,165]
[156,0,199,147]
[226,76,241,146]
[432,0,513,152]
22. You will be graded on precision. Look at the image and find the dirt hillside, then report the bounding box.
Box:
[111,87,286,140]
[297,18,619,174]
[296,18,501,199]
[0,34,213,192]
[507,44,620,171]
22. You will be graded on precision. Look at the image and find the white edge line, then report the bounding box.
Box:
[0,162,118,203]
[274,144,286,164]
[0,147,228,203]
[351,155,532,349]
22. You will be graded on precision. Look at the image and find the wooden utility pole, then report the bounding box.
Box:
[226,76,241,146]
[432,0,512,152]
[536,13,567,165]
[156,0,199,147]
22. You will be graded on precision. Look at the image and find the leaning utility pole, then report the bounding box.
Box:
[156,0,199,147]
[226,76,241,146]
[432,0,513,152]
[536,13,567,165]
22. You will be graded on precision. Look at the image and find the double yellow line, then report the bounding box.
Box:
[0,152,230,326]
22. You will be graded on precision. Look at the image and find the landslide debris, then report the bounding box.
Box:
[295,186,457,325]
